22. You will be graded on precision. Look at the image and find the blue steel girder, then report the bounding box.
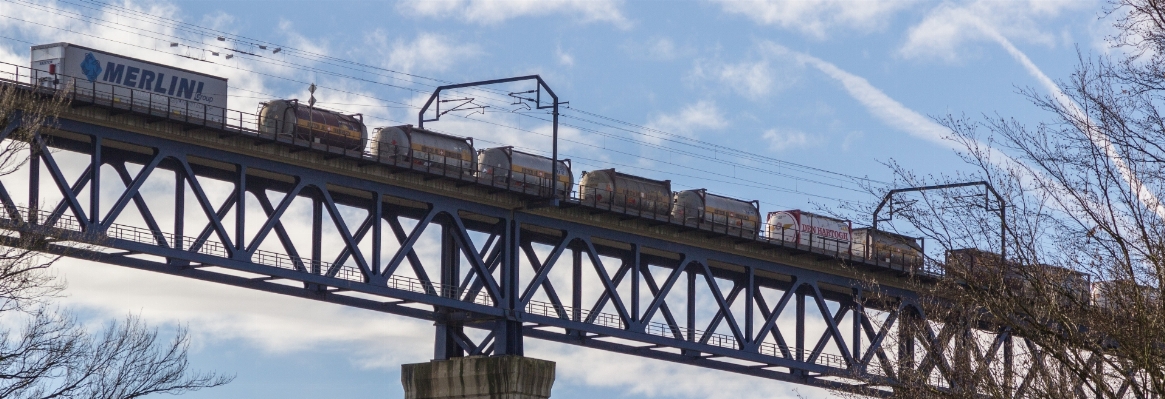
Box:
[0,112,1084,398]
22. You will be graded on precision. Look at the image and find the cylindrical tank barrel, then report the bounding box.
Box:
[579,168,671,215]
[478,147,572,199]
[672,189,760,237]
[258,99,367,151]
[371,125,476,176]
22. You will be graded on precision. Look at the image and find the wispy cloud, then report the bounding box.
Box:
[762,128,819,151]
[624,37,694,62]
[397,0,631,28]
[556,46,575,67]
[711,0,917,38]
[899,1,1090,62]
[690,58,775,99]
[644,101,728,143]
[756,42,950,145]
[367,31,481,74]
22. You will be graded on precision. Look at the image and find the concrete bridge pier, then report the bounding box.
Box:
[401,356,556,399]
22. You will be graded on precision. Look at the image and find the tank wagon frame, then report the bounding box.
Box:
[578,168,672,217]
[371,125,476,178]
[478,146,573,199]
[673,189,762,239]
[258,99,367,152]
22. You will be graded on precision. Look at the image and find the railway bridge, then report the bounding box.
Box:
[0,65,1120,398]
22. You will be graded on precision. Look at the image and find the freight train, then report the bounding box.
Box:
[27,42,928,270]
[36,42,1142,303]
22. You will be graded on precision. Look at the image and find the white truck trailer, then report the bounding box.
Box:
[30,42,228,124]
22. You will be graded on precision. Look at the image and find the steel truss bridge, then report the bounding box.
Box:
[0,71,1145,398]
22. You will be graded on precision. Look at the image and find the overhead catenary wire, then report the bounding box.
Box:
[8,0,878,193]
[0,1,879,205]
[36,0,883,189]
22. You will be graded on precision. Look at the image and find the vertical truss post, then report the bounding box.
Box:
[681,265,699,358]
[311,195,322,275]
[89,136,100,226]
[28,144,39,225]
[171,168,187,266]
[494,217,524,356]
[435,222,464,360]
[1004,330,1014,396]
[174,170,184,251]
[572,247,581,323]
[796,286,806,364]
[371,195,382,275]
[235,165,246,253]
[745,267,755,344]
[687,267,697,343]
[853,288,863,366]
[899,307,916,376]
[631,244,641,325]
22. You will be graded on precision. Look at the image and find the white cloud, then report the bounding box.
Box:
[625,37,690,61]
[367,31,481,74]
[56,259,433,366]
[899,1,1092,62]
[531,341,829,399]
[756,42,949,145]
[648,37,678,60]
[644,101,728,143]
[690,58,774,99]
[556,46,575,67]
[841,131,865,152]
[277,19,330,59]
[397,0,630,28]
[762,128,818,151]
[712,0,917,38]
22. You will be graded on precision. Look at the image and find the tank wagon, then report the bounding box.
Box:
[258,99,367,151]
[578,169,671,215]
[852,228,923,269]
[1092,279,1157,309]
[767,210,852,254]
[673,189,761,238]
[371,125,475,177]
[946,248,1090,303]
[478,147,572,199]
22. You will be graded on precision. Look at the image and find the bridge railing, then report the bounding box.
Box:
[0,201,876,374]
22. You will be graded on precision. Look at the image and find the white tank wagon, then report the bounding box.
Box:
[946,248,1091,303]
[258,99,367,152]
[30,42,227,124]
[852,228,923,270]
[672,189,761,238]
[578,169,672,215]
[477,147,572,199]
[767,210,852,254]
[371,125,475,177]
[1092,279,1158,309]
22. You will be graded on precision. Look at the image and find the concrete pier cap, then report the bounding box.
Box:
[401,356,556,399]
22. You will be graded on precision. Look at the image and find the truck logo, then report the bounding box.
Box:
[80,53,102,82]
[99,61,212,103]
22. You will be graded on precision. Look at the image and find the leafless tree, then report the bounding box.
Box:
[0,82,232,398]
[829,1,1165,398]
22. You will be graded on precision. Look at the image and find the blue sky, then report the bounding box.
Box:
[0,0,1110,398]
